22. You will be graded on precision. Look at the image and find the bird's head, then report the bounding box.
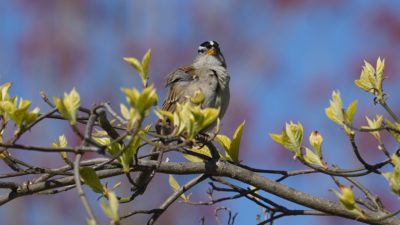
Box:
[195,41,226,67]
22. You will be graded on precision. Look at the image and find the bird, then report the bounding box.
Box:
[133,40,230,195]
[163,40,230,124]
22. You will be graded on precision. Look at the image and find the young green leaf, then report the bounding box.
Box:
[384,119,400,144]
[284,121,303,154]
[0,82,12,101]
[332,186,366,218]
[190,107,219,135]
[383,154,400,195]
[215,134,231,159]
[121,85,158,119]
[120,103,131,120]
[169,174,180,192]
[0,98,40,129]
[325,90,345,125]
[325,91,357,135]
[141,49,152,87]
[123,57,143,75]
[52,135,68,160]
[227,121,245,163]
[101,191,119,223]
[171,101,219,139]
[80,167,104,194]
[269,133,283,145]
[54,88,80,125]
[346,100,358,123]
[354,58,385,102]
[123,49,152,88]
[303,147,325,168]
[93,136,122,156]
[333,186,356,210]
[270,122,303,157]
[190,90,205,105]
[361,115,383,141]
[13,99,32,126]
[183,145,212,162]
[376,57,385,83]
[52,135,68,148]
[86,218,97,225]
[168,175,187,201]
[120,126,150,172]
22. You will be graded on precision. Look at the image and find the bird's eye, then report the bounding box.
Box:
[198,48,206,53]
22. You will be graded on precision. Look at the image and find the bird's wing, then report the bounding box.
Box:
[165,66,196,87]
[162,66,197,112]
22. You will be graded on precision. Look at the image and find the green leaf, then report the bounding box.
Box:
[93,136,122,156]
[362,115,382,141]
[86,218,97,225]
[184,145,213,162]
[52,134,68,148]
[376,57,385,82]
[325,90,344,125]
[325,90,357,134]
[354,58,385,102]
[155,109,174,122]
[137,85,158,117]
[52,135,68,160]
[191,107,219,134]
[333,186,356,210]
[124,50,152,88]
[120,103,131,120]
[284,121,303,154]
[270,122,303,157]
[346,100,358,123]
[80,167,104,194]
[121,86,158,119]
[141,49,151,87]
[215,134,231,153]
[0,97,40,128]
[383,154,400,195]
[101,191,119,222]
[172,101,219,139]
[120,136,140,172]
[168,175,187,201]
[269,133,283,145]
[228,121,245,163]
[54,88,80,125]
[385,119,400,144]
[0,82,12,101]
[13,99,31,126]
[0,101,15,114]
[303,147,325,167]
[190,90,205,105]
[24,107,40,125]
[123,57,143,75]
[331,186,366,218]
[168,174,180,192]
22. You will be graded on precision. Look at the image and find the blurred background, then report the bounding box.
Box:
[1,1,400,224]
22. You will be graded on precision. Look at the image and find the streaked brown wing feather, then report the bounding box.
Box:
[162,66,197,112]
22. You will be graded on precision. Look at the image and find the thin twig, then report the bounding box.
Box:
[380,101,400,123]
[73,112,98,223]
[146,174,208,225]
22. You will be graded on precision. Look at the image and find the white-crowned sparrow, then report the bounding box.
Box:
[158,40,230,133]
[134,41,230,194]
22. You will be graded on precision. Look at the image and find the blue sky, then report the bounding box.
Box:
[1,1,400,224]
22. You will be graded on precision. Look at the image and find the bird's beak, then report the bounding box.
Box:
[207,48,217,56]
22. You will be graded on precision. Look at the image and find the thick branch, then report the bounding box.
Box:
[1,159,399,224]
[136,160,399,225]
